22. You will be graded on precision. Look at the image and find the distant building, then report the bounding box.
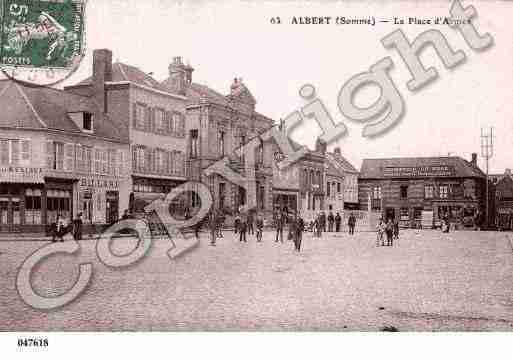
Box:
[161,58,274,216]
[325,156,345,213]
[0,78,129,234]
[326,147,359,210]
[493,171,513,230]
[272,133,326,218]
[358,154,486,228]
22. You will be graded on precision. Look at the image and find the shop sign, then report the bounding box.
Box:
[0,166,44,183]
[80,177,120,189]
[383,165,456,178]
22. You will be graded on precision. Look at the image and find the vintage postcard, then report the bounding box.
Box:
[0,0,512,356]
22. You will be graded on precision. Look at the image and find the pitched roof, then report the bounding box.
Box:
[326,159,344,178]
[359,156,485,179]
[76,62,170,92]
[327,152,358,173]
[0,79,126,142]
[496,175,513,198]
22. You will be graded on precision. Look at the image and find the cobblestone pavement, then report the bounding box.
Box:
[1,229,513,331]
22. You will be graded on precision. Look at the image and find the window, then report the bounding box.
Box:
[327,182,331,197]
[155,109,165,132]
[134,146,145,172]
[172,113,183,136]
[190,129,198,158]
[83,112,93,131]
[52,142,64,170]
[1,139,30,165]
[134,103,146,130]
[425,185,434,199]
[239,135,246,163]
[337,182,341,193]
[25,188,42,225]
[116,150,124,176]
[440,185,449,199]
[400,185,408,199]
[256,139,264,165]
[218,131,225,157]
[372,186,381,199]
[219,183,226,208]
[155,149,166,173]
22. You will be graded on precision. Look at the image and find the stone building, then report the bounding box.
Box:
[358,155,486,229]
[0,78,129,234]
[66,49,189,217]
[161,57,275,216]
[324,157,345,213]
[326,147,359,210]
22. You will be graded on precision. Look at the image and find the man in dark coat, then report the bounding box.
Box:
[239,216,247,242]
[73,212,83,241]
[348,213,356,235]
[319,212,326,232]
[275,210,284,243]
[295,214,305,252]
[327,211,334,232]
[247,211,254,235]
[335,212,342,232]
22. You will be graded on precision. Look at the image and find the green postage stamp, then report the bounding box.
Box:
[0,0,86,85]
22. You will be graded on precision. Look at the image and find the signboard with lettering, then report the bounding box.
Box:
[0,167,44,183]
[80,177,120,189]
[382,166,456,178]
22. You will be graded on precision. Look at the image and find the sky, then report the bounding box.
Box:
[37,0,513,173]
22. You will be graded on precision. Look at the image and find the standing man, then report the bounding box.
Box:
[320,212,327,233]
[295,214,305,252]
[239,215,247,243]
[275,210,284,243]
[234,212,241,234]
[73,212,83,241]
[348,212,356,235]
[209,210,217,246]
[247,211,254,236]
[335,212,342,232]
[255,213,264,242]
[327,211,334,232]
[216,210,224,238]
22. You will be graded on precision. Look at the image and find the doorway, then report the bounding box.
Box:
[106,191,119,224]
[385,207,395,222]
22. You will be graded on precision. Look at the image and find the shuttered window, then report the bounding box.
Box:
[64,143,74,171]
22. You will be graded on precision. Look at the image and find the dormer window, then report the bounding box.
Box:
[83,112,93,131]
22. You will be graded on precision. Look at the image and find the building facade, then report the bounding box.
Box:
[324,158,344,213]
[66,50,189,218]
[0,79,129,234]
[494,171,513,230]
[358,155,486,229]
[161,59,275,217]
[326,147,359,210]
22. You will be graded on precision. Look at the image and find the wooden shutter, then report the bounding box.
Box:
[179,115,185,136]
[64,143,74,171]
[144,147,151,173]
[20,140,30,165]
[132,103,138,129]
[45,140,54,169]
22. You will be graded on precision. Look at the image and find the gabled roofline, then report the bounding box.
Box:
[105,81,187,100]
[13,82,47,128]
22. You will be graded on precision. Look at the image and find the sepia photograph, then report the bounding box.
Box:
[0,0,512,356]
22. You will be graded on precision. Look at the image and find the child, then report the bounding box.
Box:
[376,219,385,247]
[255,213,264,242]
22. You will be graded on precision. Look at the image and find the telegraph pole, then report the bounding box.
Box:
[480,127,494,228]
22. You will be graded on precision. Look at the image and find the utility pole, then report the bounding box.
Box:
[480,127,494,228]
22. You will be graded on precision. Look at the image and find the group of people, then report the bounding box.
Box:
[376,218,399,246]
[274,209,305,252]
[309,211,357,237]
[50,213,83,242]
[233,211,265,244]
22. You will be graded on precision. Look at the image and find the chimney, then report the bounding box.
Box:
[92,49,113,113]
[168,56,193,95]
[334,147,341,155]
[471,153,477,166]
[315,137,327,154]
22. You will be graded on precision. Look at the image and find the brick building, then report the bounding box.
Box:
[358,155,486,229]
[0,78,129,234]
[161,58,275,216]
[66,50,189,217]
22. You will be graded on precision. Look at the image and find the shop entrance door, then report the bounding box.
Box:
[0,195,21,232]
[106,191,119,224]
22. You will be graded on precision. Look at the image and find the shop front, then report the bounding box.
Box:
[273,190,298,214]
[0,166,46,233]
